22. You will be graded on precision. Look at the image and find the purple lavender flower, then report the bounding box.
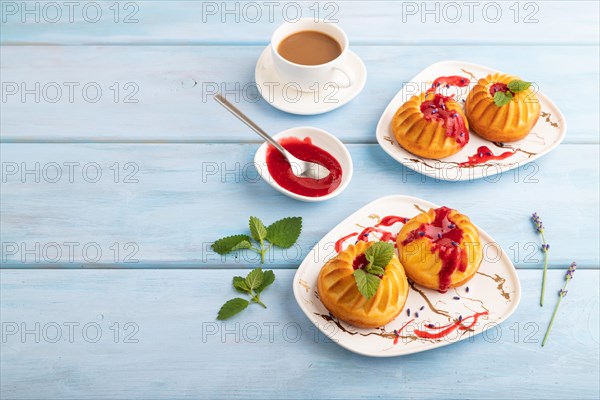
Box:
[566,262,576,280]
[531,212,544,233]
[559,289,568,297]
[532,212,549,306]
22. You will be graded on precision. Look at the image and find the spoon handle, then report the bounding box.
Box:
[214,93,287,155]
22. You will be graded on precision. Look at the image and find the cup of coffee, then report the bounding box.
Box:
[270,19,353,92]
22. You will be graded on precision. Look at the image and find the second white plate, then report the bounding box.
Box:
[375,61,566,181]
[293,195,521,357]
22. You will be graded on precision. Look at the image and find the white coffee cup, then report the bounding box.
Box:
[270,19,353,92]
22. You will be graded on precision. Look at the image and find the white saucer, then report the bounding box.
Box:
[254,45,367,115]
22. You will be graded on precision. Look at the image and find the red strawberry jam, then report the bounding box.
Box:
[489,82,511,96]
[352,254,368,270]
[420,94,469,147]
[401,206,466,292]
[459,145,515,167]
[426,75,470,93]
[265,137,342,198]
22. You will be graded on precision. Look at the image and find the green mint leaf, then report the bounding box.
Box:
[494,91,513,107]
[212,235,252,255]
[507,80,531,93]
[231,240,252,251]
[354,269,381,300]
[232,276,251,293]
[365,242,395,269]
[249,216,267,242]
[255,270,275,293]
[217,298,249,320]
[266,217,302,248]
[366,265,385,276]
[245,268,264,290]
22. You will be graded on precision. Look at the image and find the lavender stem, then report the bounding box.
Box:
[540,230,549,306]
[541,280,567,346]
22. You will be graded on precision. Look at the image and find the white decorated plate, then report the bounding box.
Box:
[375,61,566,181]
[292,195,521,357]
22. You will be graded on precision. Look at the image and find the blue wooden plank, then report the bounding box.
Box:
[1,45,598,143]
[1,2,598,399]
[1,143,598,268]
[1,269,598,399]
[1,1,598,45]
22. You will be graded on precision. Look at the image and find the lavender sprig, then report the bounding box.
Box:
[542,262,576,347]
[531,212,550,306]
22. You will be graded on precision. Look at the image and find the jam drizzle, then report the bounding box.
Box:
[459,145,515,167]
[426,75,470,93]
[413,311,488,340]
[393,319,415,345]
[334,232,358,253]
[423,75,470,147]
[333,215,408,253]
[357,226,397,244]
[401,207,465,293]
[376,216,409,227]
[420,94,469,147]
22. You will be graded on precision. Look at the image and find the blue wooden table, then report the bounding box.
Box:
[1,1,599,399]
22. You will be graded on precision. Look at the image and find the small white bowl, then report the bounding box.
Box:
[254,126,353,202]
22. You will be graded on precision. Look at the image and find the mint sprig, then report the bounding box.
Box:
[249,216,267,242]
[256,270,275,293]
[217,267,276,320]
[354,242,395,299]
[212,216,302,263]
[212,235,252,255]
[213,216,299,320]
[493,91,513,107]
[365,241,395,271]
[507,80,532,93]
[494,80,532,107]
[366,265,385,276]
[266,217,302,248]
[217,298,249,320]
[354,269,381,299]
